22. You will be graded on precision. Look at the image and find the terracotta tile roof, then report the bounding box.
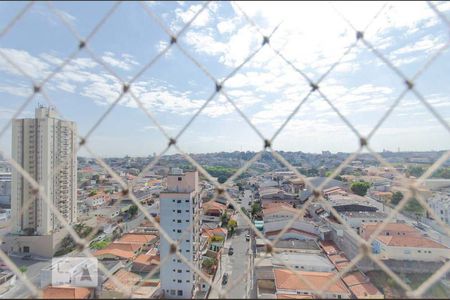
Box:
[273,269,350,295]
[43,286,91,299]
[134,254,160,266]
[376,235,447,249]
[94,248,135,259]
[263,204,300,216]
[204,227,228,237]
[118,234,157,244]
[277,293,314,299]
[202,200,226,212]
[349,283,384,299]
[319,241,340,255]
[106,242,142,252]
[361,222,419,233]
[342,272,368,287]
[328,253,349,265]
[103,268,141,291]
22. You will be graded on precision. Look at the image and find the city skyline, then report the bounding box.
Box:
[0,1,449,158]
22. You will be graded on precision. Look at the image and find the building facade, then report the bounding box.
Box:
[0,172,11,207]
[160,170,200,298]
[11,106,77,236]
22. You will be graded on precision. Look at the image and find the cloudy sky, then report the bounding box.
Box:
[0,1,449,158]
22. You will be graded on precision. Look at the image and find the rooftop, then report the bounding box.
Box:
[94,248,135,260]
[103,268,141,291]
[117,233,157,244]
[376,235,448,249]
[273,269,350,295]
[43,286,91,299]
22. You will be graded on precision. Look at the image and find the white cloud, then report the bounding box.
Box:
[101,52,138,71]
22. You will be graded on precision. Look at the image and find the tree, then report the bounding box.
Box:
[19,266,27,273]
[128,204,138,217]
[227,219,237,235]
[88,190,97,197]
[251,202,262,217]
[350,181,371,196]
[202,257,217,274]
[220,212,229,227]
[391,191,404,205]
[407,166,424,178]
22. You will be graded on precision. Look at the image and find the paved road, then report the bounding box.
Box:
[0,256,51,298]
[241,190,253,210]
[209,214,251,299]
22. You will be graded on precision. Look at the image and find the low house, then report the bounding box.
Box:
[263,203,301,223]
[271,253,335,272]
[372,235,450,262]
[43,286,93,299]
[342,272,383,299]
[85,192,111,209]
[273,269,352,299]
[100,268,141,298]
[339,211,389,234]
[201,200,227,224]
[360,222,422,241]
[94,248,136,261]
[131,249,160,274]
[264,220,319,241]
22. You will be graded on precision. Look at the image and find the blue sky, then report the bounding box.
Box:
[0,1,449,158]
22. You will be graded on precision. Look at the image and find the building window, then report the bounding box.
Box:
[185,200,189,203]
[186,249,190,252]
[186,270,190,273]
[186,240,190,243]
[178,177,182,181]
[177,200,181,203]
[186,280,190,283]
[177,229,182,233]
[178,270,182,273]
[177,210,181,213]
[178,290,183,296]
[170,290,176,295]
[177,220,181,223]
[186,210,189,213]
[177,280,182,283]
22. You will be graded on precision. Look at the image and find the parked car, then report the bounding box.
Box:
[245,233,250,241]
[228,247,234,256]
[222,273,229,285]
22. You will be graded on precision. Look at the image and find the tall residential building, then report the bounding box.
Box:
[11,106,77,236]
[160,169,200,299]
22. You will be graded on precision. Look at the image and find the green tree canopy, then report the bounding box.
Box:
[391,191,404,205]
[350,181,371,196]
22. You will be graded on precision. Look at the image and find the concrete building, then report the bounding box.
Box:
[0,172,11,207]
[5,106,77,256]
[426,187,450,225]
[160,169,200,299]
[339,211,389,234]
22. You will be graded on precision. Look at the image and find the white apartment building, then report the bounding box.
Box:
[11,106,77,236]
[160,169,200,299]
[426,188,450,225]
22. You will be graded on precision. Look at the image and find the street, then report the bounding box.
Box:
[209,213,253,299]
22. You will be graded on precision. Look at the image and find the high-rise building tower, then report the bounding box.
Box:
[11,106,77,236]
[160,169,200,298]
